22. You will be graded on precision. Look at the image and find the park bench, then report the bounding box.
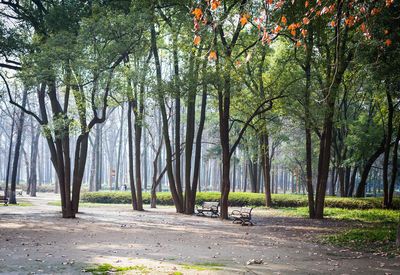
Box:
[196,201,220,217]
[0,195,8,206]
[231,207,253,226]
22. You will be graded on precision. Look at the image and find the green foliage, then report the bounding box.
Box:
[81,192,400,209]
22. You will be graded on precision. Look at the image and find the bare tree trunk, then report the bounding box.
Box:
[188,59,207,213]
[388,122,400,208]
[5,110,15,200]
[127,100,138,210]
[356,141,384,197]
[134,83,145,211]
[348,166,358,197]
[260,130,272,207]
[151,23,183,212]
[9,89,27,204]
[382,90,393,207]
[29,126,40,197]
[115,105,124,190]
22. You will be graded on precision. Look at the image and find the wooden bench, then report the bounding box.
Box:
[0,195,8,206]
[196,201,219,217]
[231,207,253,226]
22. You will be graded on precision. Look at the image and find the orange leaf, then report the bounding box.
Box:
[385,39,392,46]
[237,61,242,67]
[191,8,202,19]
[302,29,307,37]
[240,14,249,26]
[303,17,310,25]
[291,29,296,36]
[211,0,221,9]
[331,21,335,27]
[209,51,217,61]
[305,1,309,8]
[281,16,287,25]
[194,36,201,45]
[296,41,301,46]
[385,29,389,34]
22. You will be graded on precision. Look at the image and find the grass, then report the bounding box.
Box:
[275,206,400,253]
[179,264,221,271]
[84,263,150,274]
[81,191,400,209]
[2,202,34,206]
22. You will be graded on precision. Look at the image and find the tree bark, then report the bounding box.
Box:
[388,122,400,208]
[151,23,183,213]
[127,100,138,210]
[9,89,27,204]
[29,126,40,197]
[188,59,208,213]
[356,140,385,197]
[260,130,272,207]
[382,90,393,207]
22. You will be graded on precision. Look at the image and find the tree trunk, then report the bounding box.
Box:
[260,130,272,207]
[9,90,28,204]
[184,51,198,214]
[134,83,145,211]
[188,59,208,213]
[4,111,15,200]
[382,90,393,207]
[388,122,400,208]
[151,23,183,212]
[29,127,40,197]
[115,105,124,190]
[127,100,138,210]
[348,166,358,197]
[356,141,384,197]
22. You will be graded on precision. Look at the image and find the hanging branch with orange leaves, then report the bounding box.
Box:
[189,0,395,63]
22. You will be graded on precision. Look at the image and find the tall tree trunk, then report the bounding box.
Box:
[356,141,384,197]
[348,166,358,197]
[260,130,272,207]
[134,83,145,211]
[9,90,28,204]
[188,59,208,213]
[382,90,393,207]
[115,105,124,190]
[128,100,138,210]
[184,51,198,214]
[5,111,15,200]
[29,126,40,197]
[151,23,183,212]
[388,122,400,208]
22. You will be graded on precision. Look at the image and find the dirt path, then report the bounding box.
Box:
[0,193,399,274]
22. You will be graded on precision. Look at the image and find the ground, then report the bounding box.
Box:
[0,193,399,275]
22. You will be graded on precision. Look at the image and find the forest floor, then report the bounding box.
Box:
[1,193,399,275]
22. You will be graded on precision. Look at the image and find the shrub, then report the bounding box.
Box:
[81,191,400,209]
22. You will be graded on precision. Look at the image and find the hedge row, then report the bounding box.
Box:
[81,192,400,210]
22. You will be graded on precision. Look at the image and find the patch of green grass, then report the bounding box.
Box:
[274,207,399,223]
[84,263,149,274]
[4,202,34,206]
[194,262,225,267]
[277,207,400,253]
[81,191,400,209]
[171,272,183,275]
[179,264,221,271]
